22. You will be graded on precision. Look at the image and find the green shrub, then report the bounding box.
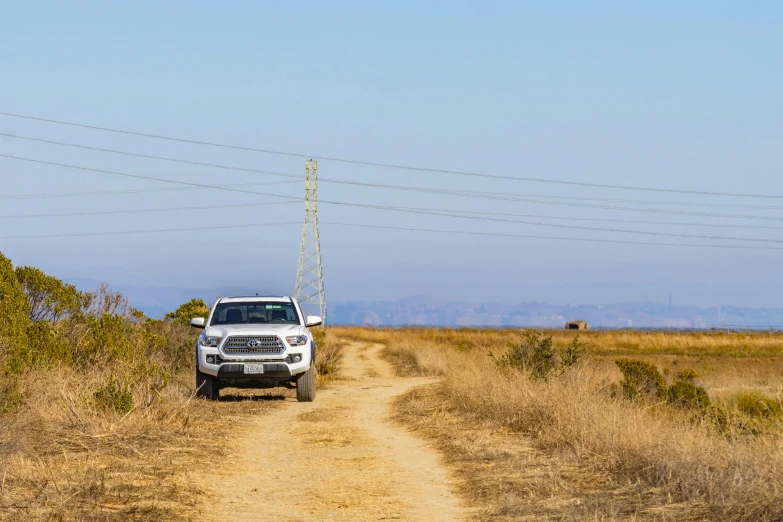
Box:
[7,322,73,374]
[708,403,763,437]
[81,314,134,363]
[735,392,783,421]
[525,332,557,379]
[560,335,587,370]
[0,377,24,413]
[165,298,210,327]
[14,266,84,322]
[616,359,711,411]
[615,358,666,400]
[667,380,711,411]
[0,252,203,421]
[610,359,772,436]
[489,342,526,370]
[491,331,585,380]
[0,253,31,368]
[674,368,699,383]
[94,378,134,415]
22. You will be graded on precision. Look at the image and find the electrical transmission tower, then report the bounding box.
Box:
[294,159,327,324]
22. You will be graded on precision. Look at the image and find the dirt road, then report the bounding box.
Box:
[197,342,468,521]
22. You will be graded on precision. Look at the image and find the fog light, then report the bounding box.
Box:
[293,354,302,363]
[206,355,215,364]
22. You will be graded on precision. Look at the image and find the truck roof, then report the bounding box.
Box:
[217,296,292,303]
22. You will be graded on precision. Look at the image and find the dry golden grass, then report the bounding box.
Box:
[313,328,346,385]
[333,327,783,521]
[395,385,658,521]
[341,326,783,354]
[573,329,783,356]
[1,330,348,521]
[0,366,281,521]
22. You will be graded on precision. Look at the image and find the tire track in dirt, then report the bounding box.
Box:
[196,342,468,521]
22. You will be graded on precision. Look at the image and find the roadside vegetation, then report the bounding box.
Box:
[334,327,783,521]
[311,328,345,384]
[0,254,287,520]
[0,251,347,521]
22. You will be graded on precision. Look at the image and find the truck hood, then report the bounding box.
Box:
[205,323,306,338]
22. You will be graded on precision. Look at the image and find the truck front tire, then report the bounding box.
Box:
[296,365,316,402]
[196,368,219,400]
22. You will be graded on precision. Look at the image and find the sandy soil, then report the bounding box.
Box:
[195,342,468,521]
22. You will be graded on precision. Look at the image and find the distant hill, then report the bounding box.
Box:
[64,279,783,329]
[330,298,783,330]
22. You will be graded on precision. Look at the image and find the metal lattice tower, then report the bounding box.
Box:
[294,159,327,323]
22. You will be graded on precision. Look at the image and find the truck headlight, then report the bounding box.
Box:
[285,335,308,346]
[201,336,222,347]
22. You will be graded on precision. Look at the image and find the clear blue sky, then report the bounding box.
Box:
[1,1,782,307]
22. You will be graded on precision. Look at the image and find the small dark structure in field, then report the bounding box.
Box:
[565,320,589,331]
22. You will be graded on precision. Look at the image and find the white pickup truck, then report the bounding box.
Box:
[190,296,322,402]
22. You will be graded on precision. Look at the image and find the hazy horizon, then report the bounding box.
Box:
[49,275,783,331]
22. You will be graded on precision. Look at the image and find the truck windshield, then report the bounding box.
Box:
[210,301,300,325]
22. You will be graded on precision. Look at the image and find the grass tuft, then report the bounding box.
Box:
[93,377,134,415]
[735,392,783,421]
[312,328,345,381]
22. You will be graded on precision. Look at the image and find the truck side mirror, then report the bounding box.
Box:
[190,317,206,329]
[305,316,322,327]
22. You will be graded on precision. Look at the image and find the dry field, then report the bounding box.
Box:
[333,327,783,521]
[0,368,280,521]
[0,337,341,519]
[0,334,344,521]
[4,269,783,522]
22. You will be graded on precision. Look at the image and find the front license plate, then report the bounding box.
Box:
[244,363,264,374]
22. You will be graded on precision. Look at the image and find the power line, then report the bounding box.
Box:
[0,221,302,239]
[427,209,783,231]
[12,131,783,211]
[3,153,783,243]
[1,219,781,250]
[0,153,301,201]
[3,193,783,233]
[15,131,783,210]
[0,200,298,219]
[0,132,301,181]
[367,206,783,244]
[324,222,783,250]
[432,188,783,210]
[456,194,783,222]
[5,152,783,223]
[0,180,300,200]
[2,111,779,199]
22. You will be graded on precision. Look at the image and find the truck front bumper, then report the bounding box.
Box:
[216,362,292,379]
[197,349,310,379]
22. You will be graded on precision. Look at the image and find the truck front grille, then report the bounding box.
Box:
[222,335,284,355]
